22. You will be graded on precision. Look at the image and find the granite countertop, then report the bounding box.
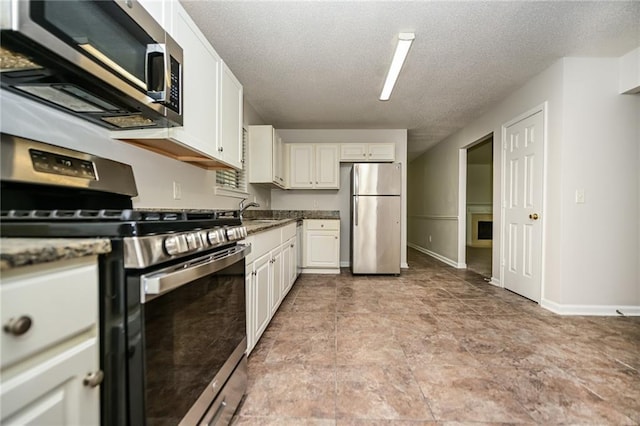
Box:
[242,210,340,235]
[243,218,298,235]
[0,238,112,271]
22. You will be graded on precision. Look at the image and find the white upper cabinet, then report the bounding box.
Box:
[219,62,243,169]
[289,144,339,189]
[289,144,314,189]
[169,1,221,157]
[248,125,285,188]
[340,143,395,162]
[138,0,165,26]
[112,0,243,171]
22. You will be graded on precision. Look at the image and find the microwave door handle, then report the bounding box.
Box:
[146,43,168,102]
[141,244,251,302]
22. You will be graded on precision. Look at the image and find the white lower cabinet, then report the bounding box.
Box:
[245,223,298,354]
[302,219,340,274]
[251,252,272,348]
[270,245,283,316]
[0,257,100,426]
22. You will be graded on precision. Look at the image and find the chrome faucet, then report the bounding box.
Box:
[239,199,260,220]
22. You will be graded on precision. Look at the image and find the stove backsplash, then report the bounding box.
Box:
[0,91,270,210]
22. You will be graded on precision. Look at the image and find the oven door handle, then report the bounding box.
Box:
[141,244,251,303]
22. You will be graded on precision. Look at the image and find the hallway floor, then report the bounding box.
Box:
[233,247,640,425]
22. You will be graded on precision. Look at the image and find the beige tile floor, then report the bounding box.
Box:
[232,247,640,425]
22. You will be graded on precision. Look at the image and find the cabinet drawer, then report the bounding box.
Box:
[281,223,297,241]
[246,228,281,261]
[304,219,339,231]
[1,258,98,369]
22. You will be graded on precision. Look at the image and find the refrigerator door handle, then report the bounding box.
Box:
[354,196,358,226]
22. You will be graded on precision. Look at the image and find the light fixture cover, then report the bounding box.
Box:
[379,32,415,101]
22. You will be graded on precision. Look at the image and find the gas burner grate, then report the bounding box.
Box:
[1,209,133,221]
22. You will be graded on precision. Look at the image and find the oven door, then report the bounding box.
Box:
[128,244,249,425]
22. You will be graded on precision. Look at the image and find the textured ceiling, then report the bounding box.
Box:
[180,1,640,160]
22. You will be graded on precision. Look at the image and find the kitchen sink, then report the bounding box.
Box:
[246,219,282,223]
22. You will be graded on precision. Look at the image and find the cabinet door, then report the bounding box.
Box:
[367,143,395,161]
[287,237,297,290]
[253,253,272,343]
[1,339,100,426]
[273,130,285,186]
[340,144,367,161]
[289,144,314,188]
[138,0,165,26]
[245,265,254,354]
[296,225,303,277]
[169,2,220,157]
[270,247,283,315]
[305,230,340,268]
[315,145,339,189]
[281,242,291,297]
[219,62,243,169]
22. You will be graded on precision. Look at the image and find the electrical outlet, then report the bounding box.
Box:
[429,235,432,243]
[173,181,182,200]
[575,189,585,204]
[313,200,318,209]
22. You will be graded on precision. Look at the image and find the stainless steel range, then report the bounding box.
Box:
[0,133,250,425]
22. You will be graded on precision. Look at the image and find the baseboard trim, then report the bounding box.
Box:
[340,261,408,269]
[301,268,340,275]
[407,243,464,269]
[541,299,640,316]
[489,277,501,287]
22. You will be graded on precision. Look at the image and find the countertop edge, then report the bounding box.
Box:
[0,238,112,271]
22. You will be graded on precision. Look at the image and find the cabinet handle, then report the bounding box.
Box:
[309,181,312,184]
[83,370,104,388]
[335,236,338,239]
[3,315,32,336]
[290,244,294,248]
[218,146,224,152]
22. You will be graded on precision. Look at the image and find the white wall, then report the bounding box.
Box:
[0,90,269,210]
[271,129,408,268]
[559,58,639,306]
[408,55,640,311]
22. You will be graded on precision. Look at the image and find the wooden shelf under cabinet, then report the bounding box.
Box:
[118,137,235,170]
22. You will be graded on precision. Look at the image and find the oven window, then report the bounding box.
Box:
[143,259,245,424]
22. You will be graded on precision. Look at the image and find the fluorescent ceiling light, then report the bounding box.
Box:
[379,32,415,101]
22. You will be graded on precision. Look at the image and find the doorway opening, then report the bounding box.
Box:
[464,135,493,278]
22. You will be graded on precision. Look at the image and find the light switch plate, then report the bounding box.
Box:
[575,189,585,204]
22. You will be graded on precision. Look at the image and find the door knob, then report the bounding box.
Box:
[529,213,539,220]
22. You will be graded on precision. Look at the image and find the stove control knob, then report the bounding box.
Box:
[185,232,203,251]
[207,228,227,246]
[226,226,246,241]
[199,230,211,247]
[164,234,188,256]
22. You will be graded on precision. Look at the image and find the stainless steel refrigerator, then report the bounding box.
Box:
[350,163,401,274]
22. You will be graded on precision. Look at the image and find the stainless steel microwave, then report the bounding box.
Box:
[0,0,183,129]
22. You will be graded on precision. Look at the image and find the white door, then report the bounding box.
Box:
[503,110,544,302]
